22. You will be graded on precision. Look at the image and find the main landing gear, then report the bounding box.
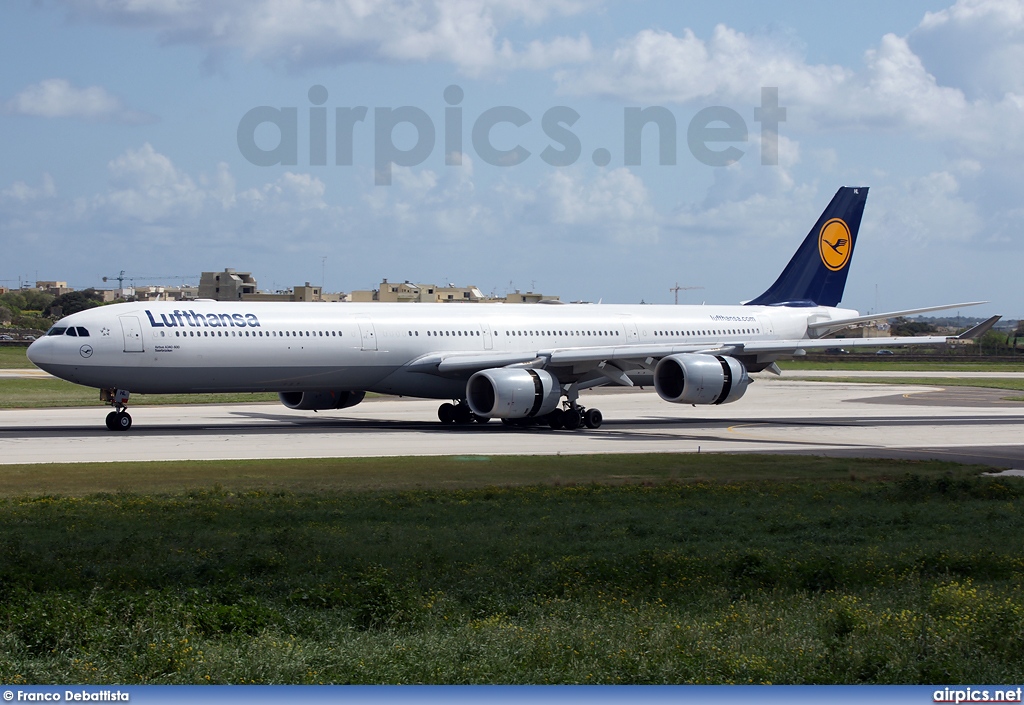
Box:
[543,404,603,431]
[436,398,602,431]
[101,388,132,432]
[437,400,491,425]
[518,403,602,431]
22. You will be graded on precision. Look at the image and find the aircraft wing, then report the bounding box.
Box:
[807,301,987,336]
[408,316,1000,378]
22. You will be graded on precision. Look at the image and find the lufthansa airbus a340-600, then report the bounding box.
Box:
[28,187,998,432]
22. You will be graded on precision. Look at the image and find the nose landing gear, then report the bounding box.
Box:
[101,388,132,431]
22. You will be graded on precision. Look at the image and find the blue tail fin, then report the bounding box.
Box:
[746,186,868,307]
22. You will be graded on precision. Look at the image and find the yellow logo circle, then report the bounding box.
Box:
[818,218,852,271]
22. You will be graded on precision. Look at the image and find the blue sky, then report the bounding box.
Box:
[1,0,1018,317]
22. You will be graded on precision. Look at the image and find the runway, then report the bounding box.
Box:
[2,379,1023,467]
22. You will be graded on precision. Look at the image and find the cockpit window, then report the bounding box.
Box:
[75,327,90,337]
[66,327,78,337]
[47,327,67,336]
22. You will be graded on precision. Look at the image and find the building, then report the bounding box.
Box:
[350,279,558,304]
[823,320,891,339]
[132,285,198,302]
[198,269,258,301]
[243,282,337,302]
[35,281,72,297]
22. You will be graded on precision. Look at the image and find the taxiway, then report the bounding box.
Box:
[1,379,1022,467]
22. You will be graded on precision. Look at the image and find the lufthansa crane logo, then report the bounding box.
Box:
[818,218,852,271]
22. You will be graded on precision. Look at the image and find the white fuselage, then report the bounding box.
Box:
[27,300,850,399]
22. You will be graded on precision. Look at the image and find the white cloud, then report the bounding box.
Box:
[912,0,1024,100]
[100,143,207,222]
[4,79,155,124]
[868,170,983,245]
[533,167,659,243]
[57,0,599,74]
[2,173,56,202]
[240,172,328,213]
[555,25,849,105]
[554,12,1024,165]
[499,34,593,70]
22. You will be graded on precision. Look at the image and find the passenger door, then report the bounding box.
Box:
[119,316,144,353]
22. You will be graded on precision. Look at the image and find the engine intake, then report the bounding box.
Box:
[467,368,561,419]
[278,390,366,411]
[654,354,749,405]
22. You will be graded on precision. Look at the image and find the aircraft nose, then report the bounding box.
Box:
[26,337,43,367]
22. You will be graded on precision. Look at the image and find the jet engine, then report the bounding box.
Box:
[278,390,366,411]
[654,354,750,405]
[466,368,561,419]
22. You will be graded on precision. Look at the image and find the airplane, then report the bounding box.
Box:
[27,187,999,432]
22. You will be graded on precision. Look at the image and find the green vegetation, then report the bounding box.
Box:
[0,290,54,331]
[0,453,973,497]
[782,376,1024,393]
[784,360,1024,372]
[0,378,277,408]
[0,347,32,369]
[0,454,1021,684]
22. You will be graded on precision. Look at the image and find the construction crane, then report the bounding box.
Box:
[103,272,197,288]
[670,282,704,305]
[102,271,127,289]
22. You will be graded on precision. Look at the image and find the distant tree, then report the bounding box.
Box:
[13,313,49,332]
[47,290,103,318]
[0,291,26,313]
[978,330,1010,355]
[0,303,13,326]
[890,317,937,337]
[20,289,54,312]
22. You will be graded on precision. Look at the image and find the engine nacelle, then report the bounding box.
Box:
[466,368,561,419]
[654,354,750,405]
[278,390,366,411]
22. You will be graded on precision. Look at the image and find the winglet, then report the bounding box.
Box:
[952,315,1001,340]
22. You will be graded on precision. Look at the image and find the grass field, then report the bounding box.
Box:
[784,360,1024,372]
[0,454,1021,685]
[0,378,278,408]
[0,346,31,369]
[779,376,1024,393]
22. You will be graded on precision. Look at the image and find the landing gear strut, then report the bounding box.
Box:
[101,388,132,432]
